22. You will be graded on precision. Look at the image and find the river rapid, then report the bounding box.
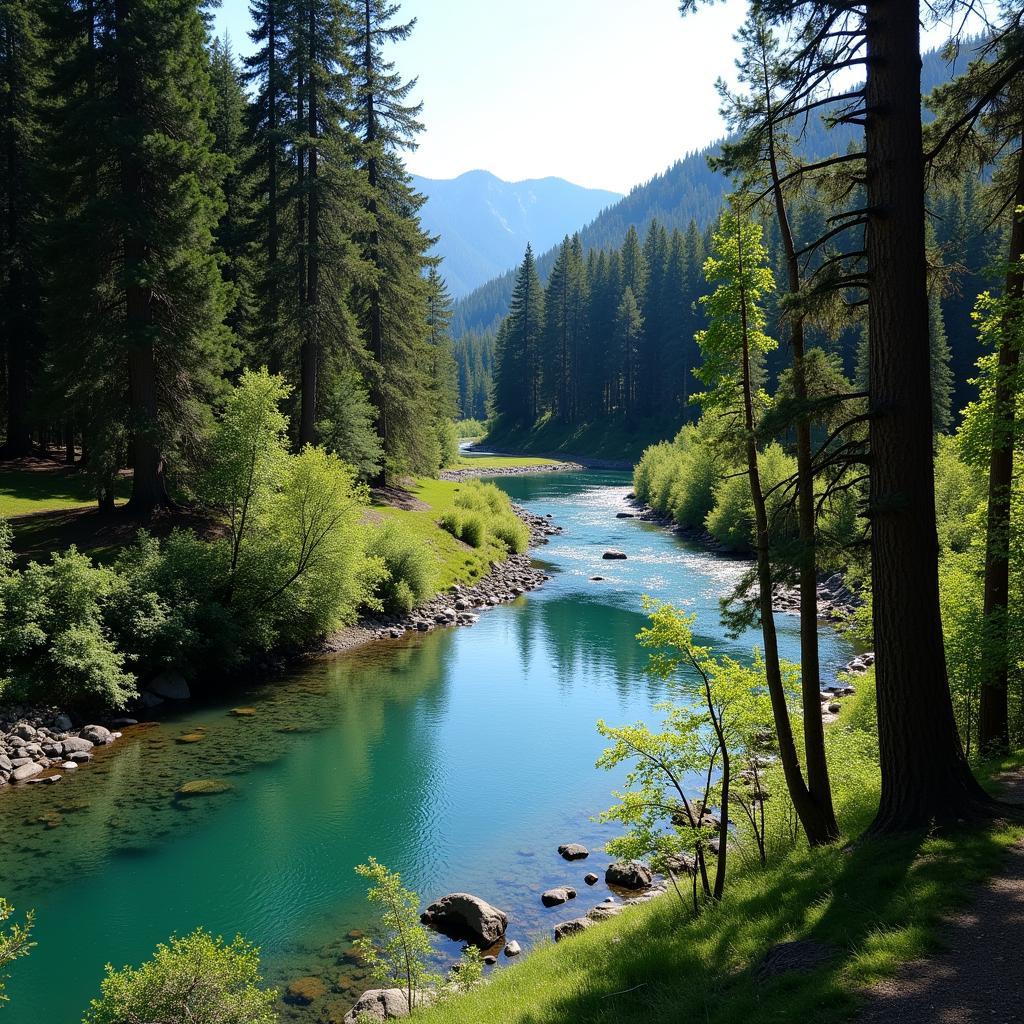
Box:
[0,469,854,1023]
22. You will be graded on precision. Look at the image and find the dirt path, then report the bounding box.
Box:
[856,772,1024,1024]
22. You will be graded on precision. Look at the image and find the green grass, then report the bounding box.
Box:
[484,414,681,466]
[371,478,514,592]
[417,675,1023,1024]
[454,453,566,470]
[0,466,129,517]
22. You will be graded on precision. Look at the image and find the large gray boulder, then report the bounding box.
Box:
[420,892,508,947]
[11,762,43,783]
[557,843,589,860]
[147,670,191,701]
[605,861,653,890]
[541,886,576,907]
[81,725,112,745]
[62,737,94,754]
[342,988,410,1023]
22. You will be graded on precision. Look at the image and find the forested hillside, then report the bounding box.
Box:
[452,42,984,426]
[412,171,620,298]
[0,0,461,502]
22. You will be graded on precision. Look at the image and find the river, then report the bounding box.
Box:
[0,470,854,1023]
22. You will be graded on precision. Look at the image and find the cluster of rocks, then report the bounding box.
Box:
[0,710,128,789]
[350,507,563,644]
[438,461,583,481]
[819,652,872,721]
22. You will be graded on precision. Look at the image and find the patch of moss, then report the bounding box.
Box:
[175,779,233,797]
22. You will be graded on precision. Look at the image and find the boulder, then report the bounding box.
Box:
[504,940,522,958]
[343,988,410,1023]
[615,512,635,519]
[605,861,653,890]
[420,892,508,947]
[541,886,576,907]
[80,725,112,745]
[586,902,624,921]
[554,917,594,942]
[14,723,36,740]
[558,843,589,861]
[584,872,599,885]
[147,670,191,701]
[11,762,43,783]
[61,737,94,754]
[53,713,73,732]
[0,754,11,773]
[284,976,328,1006]
[602,549,627,560]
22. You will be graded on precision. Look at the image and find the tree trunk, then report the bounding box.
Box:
[864,0,992,831]
[977,139,1024,752]
[737,225,836,847]
[763,82,839,842]
[266,3,280,376]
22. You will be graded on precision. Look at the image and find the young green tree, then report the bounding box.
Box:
[354,857,441,1014]
[597,600,775,905]
[0,898,34,1009]
[83,930,277,1024]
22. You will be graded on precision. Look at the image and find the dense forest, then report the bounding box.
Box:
[0,0,460,508]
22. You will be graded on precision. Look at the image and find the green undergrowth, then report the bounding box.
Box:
[418,674,1023,1024]
[371,478,517,594]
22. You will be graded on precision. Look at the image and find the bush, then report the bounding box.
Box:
[83,930,277,1024]
[0,531,137,710]
[455,418,486,438]
[439,510,465,541]
[492,513,529,554]
[458,512,486,548]
[366,522,437,614]
[454,480,507,516]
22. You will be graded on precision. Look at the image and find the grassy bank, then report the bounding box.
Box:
[0,461,130,518]
[417,678,1023,1024]
[452,453,568,470]
[484,415,681,466]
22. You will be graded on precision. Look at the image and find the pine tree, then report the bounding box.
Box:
[493,245,544,426]
[348,0,437,477]
[615,287,643,416]
[0,0,45,458]
[47,0,234,513]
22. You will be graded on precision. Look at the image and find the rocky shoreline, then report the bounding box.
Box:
[0,505,564,794]
[622,494,861,621]
[439,461,584,481]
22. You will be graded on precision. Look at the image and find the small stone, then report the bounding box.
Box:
[61,761,79,770]
[584,872,599,885]
[483,955,497,965]
[504,940,522,957]
[602,549,627,560]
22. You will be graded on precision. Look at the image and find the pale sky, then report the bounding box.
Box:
[213,1,983,195]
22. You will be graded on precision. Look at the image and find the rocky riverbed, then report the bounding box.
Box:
[0,712,129,790]
[439,461,584,481]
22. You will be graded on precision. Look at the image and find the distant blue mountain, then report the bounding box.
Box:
[411,170,621,297]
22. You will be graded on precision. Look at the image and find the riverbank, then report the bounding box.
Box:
[0,497,563,793]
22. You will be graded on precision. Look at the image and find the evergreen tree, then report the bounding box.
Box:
[0,0,45,458]
[615,287,643,416]
[348,0,437,477]
[47,0,234,513]
[493,245,543,426]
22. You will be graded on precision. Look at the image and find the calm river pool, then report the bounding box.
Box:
[0,470,854,1023]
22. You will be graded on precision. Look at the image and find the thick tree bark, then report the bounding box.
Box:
[864,1,992,831]
[977,140,1024,752]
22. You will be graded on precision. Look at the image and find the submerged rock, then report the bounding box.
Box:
[420,892,508,946]
[284,976,328,1006]
[175,779,233,797]
[541,886,576,907]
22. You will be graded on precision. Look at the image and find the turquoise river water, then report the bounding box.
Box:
[0,470,854,1023]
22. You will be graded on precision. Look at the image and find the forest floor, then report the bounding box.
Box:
[856,770,1024,1024]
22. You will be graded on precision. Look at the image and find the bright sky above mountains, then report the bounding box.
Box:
[214,0,985,195]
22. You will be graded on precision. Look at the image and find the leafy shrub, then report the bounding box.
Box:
[458,512,486,548]
[0,531,137,709]
[492,513,529,553]
[83,930,277,1024]
[455,418,486,438]
[439,510,465,540]
[366,522,436,614]
[454,480,507,516]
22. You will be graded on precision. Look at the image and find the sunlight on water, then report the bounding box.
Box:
[0,470,853,1023]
